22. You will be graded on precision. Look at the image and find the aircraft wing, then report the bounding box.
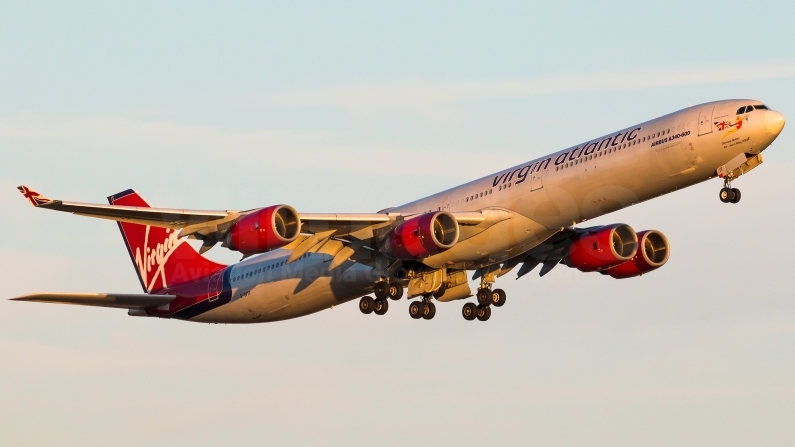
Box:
[17,186,391,237]
[18,185,238,229]
[11,293,176,309]
[17,186,484,234]
[17,186,493,261]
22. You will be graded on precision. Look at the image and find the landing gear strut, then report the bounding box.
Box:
[719,178,741,204]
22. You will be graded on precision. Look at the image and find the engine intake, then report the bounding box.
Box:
[606,230,670,279]
[226,205,300,255]
[385,211,459,260]
[566,224,638,272]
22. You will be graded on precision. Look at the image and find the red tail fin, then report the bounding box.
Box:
[108,190,226,294]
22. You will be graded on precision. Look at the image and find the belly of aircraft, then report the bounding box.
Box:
[190,262,375,324]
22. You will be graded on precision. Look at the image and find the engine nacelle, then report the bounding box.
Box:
[566,224,638,272]
[605,230,670,279]
[225,205,301,255]
[385,211,459,260]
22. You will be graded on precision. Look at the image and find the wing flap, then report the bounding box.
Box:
[11,293,176,309]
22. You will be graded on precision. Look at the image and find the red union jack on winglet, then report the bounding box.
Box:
[17,185,53,207]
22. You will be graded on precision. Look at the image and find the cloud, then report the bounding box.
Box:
[273,63,795,112]
[0,113,517,185]
[0,113,313,151]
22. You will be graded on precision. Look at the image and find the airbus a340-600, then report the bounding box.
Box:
[13,100,786,323]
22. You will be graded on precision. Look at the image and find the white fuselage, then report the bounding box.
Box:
[199,99,784,323]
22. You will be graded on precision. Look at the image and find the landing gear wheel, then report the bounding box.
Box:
[491,289,507,307]
[730,188,741,204]
[462,302,477,321]
[359,296,375,314]
[408,301,423,319]
[476,305,491,321]
[374,298,389,315]
[422,302,436,320]
[387,283,404,300]
[373,282,389,300]
[432,282,447,299]
[476,288,490,306]
[719,187,735,203]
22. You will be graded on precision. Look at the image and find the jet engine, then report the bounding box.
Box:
[566,224,638,272]
[385,211,459,260]
[225,205,301,255]
[605,230,670,279]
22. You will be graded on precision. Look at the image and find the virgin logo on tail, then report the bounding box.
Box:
[135,226,183,292]
[109,189,226,294]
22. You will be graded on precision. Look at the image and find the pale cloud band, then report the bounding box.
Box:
[275,63,795,111]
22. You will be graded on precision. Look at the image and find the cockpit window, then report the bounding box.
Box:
[754,104,769,110]
[737,106,746,114]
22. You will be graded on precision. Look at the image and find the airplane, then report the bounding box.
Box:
[12,99,786,323]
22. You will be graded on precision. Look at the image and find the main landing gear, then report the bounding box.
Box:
[359,281,404,317]
[359,296,389,315]
[462,274,507,322]
[719,178,741,204]
[373,281,404,300]
[461,302,491,321]
[408,296,436,320]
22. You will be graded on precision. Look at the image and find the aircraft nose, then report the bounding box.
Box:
[765,110,786,136]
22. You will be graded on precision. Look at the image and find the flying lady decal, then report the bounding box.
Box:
[715,114,748,139]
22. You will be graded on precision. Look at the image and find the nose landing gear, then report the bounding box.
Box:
[719,187,741,203]
[719,178,741,204]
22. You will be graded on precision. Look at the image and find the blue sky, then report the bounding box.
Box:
[2,2,794,446]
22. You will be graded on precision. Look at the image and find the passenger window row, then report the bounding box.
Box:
[643,128,671,142]
[555,139,636,171]
[441,188,495,211]
[555,126,684,172]
[233,253,309,283]
[466,189,493,203]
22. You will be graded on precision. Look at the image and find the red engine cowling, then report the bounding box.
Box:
[225,205,301,255]
[605,230,670,279]
[566,224,638,272]
[385,211,459,260]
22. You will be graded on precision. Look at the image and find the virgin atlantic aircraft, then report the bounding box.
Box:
[13,99,786,322]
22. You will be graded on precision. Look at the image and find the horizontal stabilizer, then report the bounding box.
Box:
[11,293,176,309]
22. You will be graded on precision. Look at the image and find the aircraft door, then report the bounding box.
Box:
[698,107,714,136]
[207,270,223,302]
[530,169,544,191]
